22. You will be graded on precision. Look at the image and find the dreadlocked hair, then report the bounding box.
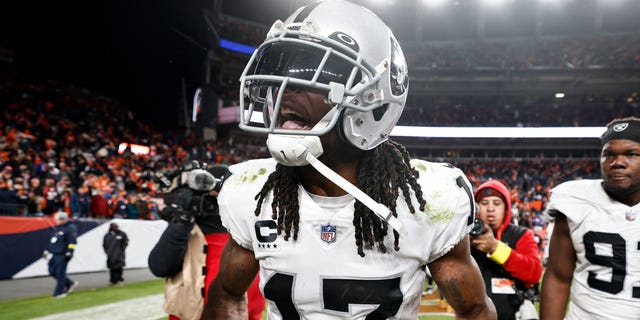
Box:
[254,139,426,257]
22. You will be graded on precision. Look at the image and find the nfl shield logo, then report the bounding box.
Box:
[321,224,337,244]
[626,211,637,221]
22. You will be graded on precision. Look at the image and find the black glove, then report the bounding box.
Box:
[160,187,196,224]
[65,251,73,261]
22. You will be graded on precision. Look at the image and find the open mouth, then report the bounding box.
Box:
[279,109,309,130]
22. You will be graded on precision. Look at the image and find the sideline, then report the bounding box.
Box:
[29,294,166,320]
[0,268,157,301]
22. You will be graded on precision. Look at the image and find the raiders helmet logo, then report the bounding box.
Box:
[390,37,408,96]
[328,32,359,52]
[613,123,629,132]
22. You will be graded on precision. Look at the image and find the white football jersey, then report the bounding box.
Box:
[219,158,474,319]
[548,179,640,320]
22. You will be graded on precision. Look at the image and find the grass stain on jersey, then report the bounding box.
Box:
[240,167,268,183]
[423,204,454,224]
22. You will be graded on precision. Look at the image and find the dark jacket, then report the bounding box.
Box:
[103,228,129,269]
[472,224,536,319]
[47,222,77,255]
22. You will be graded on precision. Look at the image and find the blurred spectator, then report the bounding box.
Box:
[26,194,44,216]
[0,180,18,215]
[145,195,160,220]
[42,176,59,215]
[125,193,140,219]
[136,194,150,220]
[1,165,12,182]
[28,177,43,199]
[112,192,128,219]
[70,185,91,218]
[519,213,533,229]
[91,189,111,219]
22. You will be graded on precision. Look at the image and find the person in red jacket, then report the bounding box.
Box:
[90,188,111,218]
[470,180,542,320]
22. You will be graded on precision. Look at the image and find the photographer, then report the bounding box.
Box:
[470,180,542,320]
[148,161,265,320]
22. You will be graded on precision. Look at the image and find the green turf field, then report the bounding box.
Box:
[0,278,453,320]
[0,279,165,319]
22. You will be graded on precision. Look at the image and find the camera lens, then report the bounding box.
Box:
[193,172,214,190]
[470,218,485,236]
[186,169,216,191]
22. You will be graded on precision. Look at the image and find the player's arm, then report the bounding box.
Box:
[429,236,497,320]
[202,236,258,320]
[540,213,575,320]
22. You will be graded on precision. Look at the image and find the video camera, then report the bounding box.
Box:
[155,161,231,220]
[155,161,226,193]
[469,217,486,236]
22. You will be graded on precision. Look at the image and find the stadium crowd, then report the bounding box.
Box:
[405,33,640,70]
[0,73,267,219]
[400,93,640,127]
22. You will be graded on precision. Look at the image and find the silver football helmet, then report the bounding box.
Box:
[239,0,409,151]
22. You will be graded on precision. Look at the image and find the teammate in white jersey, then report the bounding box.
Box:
[540,117,640,320]
[202,1,496,319]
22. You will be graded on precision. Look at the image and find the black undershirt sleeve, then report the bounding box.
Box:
[147,220,194,277]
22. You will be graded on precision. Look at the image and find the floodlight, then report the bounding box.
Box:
[482,0,508,6]
[422,0,449,8]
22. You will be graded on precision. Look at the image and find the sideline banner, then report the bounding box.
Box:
[0,217,167,279]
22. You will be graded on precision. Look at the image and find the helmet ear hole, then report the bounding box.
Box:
[372,104,388,121]
[337,108,349,144]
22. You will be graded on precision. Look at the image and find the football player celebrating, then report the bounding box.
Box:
[541,117,640,319]
[203,1,496,319]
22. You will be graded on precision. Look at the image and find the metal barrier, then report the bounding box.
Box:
[0,203,28,216]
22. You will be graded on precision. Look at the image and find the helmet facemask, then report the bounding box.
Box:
[240,31,374,139]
